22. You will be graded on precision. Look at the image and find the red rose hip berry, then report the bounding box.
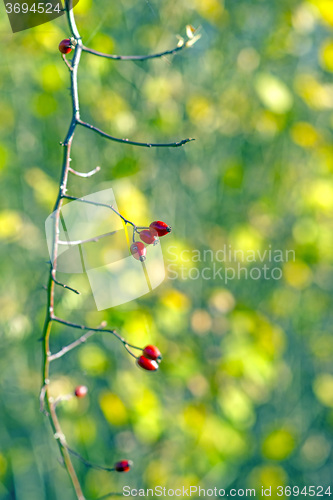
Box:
[149,220,171,237]
[74,385,88,398]
[130,242,147,261]
[137,355,159,371]
[143,345,162,362]
[59,39,73,54]
[140,229,158,245]
[114,460,132,472]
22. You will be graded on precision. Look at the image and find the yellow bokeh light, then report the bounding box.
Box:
[248,464,288,494]
[187,95,215,126]
[291,122,320,147]
[255,74,293,114]
[99,391,128,425]
[313,373,333,407]
[0,210,22,240]
[74,416,97,445]
[262,429,296,460]
[229,226,263,261]
[194,0,225,23]
[294,73,333,109]
[78,344,109,375]
[320,39,333,71]
[307,179,333,211]
[283,260,312,289]
[219,385,255,427]
[311,0,333,27]
[160,288,191,311]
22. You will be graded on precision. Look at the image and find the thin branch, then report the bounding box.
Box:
[61,194,136,227]
[62,54,73,71]
[107,204,134,226]
[53,393,74,408]
[68,165,100,177]
[58,230,117,246]
[52,316,125,342]
[40,384,49,416]
[51,274,81,295]
[81,27,202,63]
[52,316,140,358]
[77,119,194,148]
[49,329,96,361]
[66,446,116,472]
[82,41,185,61]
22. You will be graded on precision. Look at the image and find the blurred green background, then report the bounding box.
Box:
[1,0,333,498]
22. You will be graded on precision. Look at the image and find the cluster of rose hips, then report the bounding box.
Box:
[130,220,171,262]
[137,344,162,371]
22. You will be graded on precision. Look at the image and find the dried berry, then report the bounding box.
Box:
[130,242,147,261]
[140,229,158,245]
[74,385,88,398]
[143,345,162,362]
[59,39,73,54]
[149,220,171,237]
[114,460,132,472]
[137,355,159,371]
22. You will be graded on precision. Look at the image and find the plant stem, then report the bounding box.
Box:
[40,2,196,498]
[41,1,86,498]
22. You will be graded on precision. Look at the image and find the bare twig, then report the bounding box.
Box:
[39,384,49,416]
[52,316,140,358]
[77,119,194,148]
[61,194,136,227]
[68,165,101,177]
[51,273,81,295]
[81,26,201,62]
[53,393,74,407]
[82,41,185,61]
[62,54,73,71]
[58,230,117,246]
[49,329,96,361]
[66,446,116,472]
